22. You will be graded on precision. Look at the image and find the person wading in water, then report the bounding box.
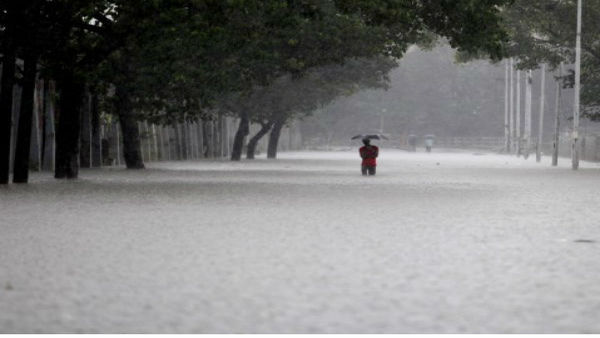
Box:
[359,138,379,176]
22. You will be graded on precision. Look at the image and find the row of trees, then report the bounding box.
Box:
[1,0,512,184]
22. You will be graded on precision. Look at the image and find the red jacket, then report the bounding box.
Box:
[359,145,379,166]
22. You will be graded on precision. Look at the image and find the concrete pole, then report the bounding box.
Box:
[509,58,514,152]
[536,64,546,162]
[524,70,533,159]
[572,0,582,170]
[516,69,521,156]
[552,63,563,166]
[504,59,510,153]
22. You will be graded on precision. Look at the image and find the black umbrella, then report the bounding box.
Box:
[351,134,389,140]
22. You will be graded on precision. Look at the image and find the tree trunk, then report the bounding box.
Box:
[115,86,144,169]
[168,126,176,160]
[79,91,91,168]
[214,116,222,158]
[114,122,121,165]
[231,113,249,161]
[119,116,144,169]
[0,47,16,184]
[13,54,38,183]
[163,126,171,160]
[55,74,84,179]
[91,94,102,167]
[42,80,55,171]
[223,118,230,158]
[29,78,42,172]
[174,123,183,160]
[267,119,284,159]
[247,122,272,159]
[142,121,153,162]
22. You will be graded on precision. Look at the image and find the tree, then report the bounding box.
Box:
[265,57,397,159]
[1,0,103,182]
[228,0,512,160]
[0,1,18,184]
[1,0,514,182]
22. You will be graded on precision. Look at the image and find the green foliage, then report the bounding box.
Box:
[221,56,397,127]
[336,0,512,60]
[2,0,513,126]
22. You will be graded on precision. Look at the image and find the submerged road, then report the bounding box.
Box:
[1,150,600,333]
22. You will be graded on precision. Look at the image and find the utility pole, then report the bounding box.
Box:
[552,63,563,166]
[504,60,510,152]
[509,58,515,153]
[572,0,582,170]
[515,69,521,156]
[536,64,546,162]
[524,70,533,159]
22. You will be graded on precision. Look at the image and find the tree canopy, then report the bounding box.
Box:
[1,0,515,181]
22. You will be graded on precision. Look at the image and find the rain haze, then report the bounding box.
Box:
[1,0,600,334]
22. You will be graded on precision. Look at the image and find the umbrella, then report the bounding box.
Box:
[351,134,389,141]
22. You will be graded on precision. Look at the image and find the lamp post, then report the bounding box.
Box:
[536,64,546,162]
[509,58,514,152]
[515,69,521,156]
[504,59,510,153]
[552,63,563,166]
[572,0,582,170]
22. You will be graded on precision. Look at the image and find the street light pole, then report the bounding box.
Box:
[536,64,546,162]
[552,63,563,166]
[524,69,532,159]
[572,0,582,170]
[504,60,510,153]
[516,69,521,156]
[509,58,514,152]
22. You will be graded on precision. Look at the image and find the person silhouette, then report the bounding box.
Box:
[359,138,379,176]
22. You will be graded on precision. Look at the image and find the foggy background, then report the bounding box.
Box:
[300,43,586,150]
